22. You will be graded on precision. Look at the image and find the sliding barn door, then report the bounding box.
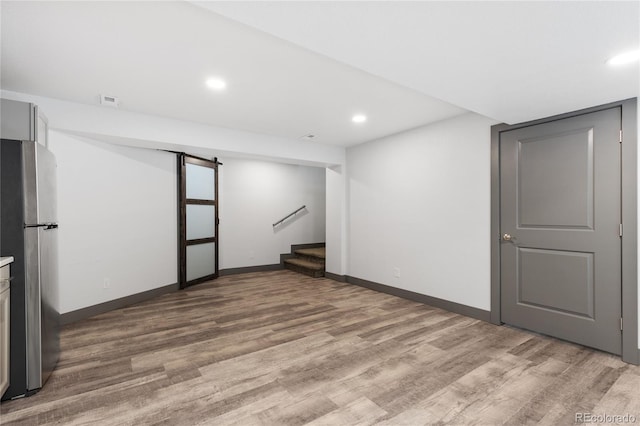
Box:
[178,154,219,288]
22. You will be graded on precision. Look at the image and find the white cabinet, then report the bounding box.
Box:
[0,99,48,147]
[0,258,12,398]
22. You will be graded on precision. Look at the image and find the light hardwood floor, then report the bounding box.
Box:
[1,270,638,425]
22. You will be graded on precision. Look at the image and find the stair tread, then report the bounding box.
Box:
[284,258,324,270]
[294,248,326,259]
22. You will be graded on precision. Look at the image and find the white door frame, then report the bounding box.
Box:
[490,98,638,365]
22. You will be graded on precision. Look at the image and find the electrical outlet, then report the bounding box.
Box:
[393,267,400,278]
[103,278,110,289]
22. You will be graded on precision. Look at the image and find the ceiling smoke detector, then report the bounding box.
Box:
[100,94,120,108]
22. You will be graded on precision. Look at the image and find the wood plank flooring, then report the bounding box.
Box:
[1,270,638,425]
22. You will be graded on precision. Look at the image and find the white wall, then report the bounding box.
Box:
[347,113,498,311]
[49,131,177,314]
[1,91,334,314]
[219,158,326,268]
[325,165,348,276]
[347,108,640,350]
[49,134,327,314]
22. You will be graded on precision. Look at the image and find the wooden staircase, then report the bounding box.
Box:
[283,246,325,278]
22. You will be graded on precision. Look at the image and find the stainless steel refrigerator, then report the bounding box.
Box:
[1,139,60,400]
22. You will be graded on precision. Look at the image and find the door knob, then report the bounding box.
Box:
[502,233,512,241]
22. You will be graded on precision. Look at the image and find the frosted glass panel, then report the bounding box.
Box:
[186,164,215,200]
[186,205,215,240]
[187,243,216,281]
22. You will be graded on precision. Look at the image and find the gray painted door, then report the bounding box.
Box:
[500,107,621,355]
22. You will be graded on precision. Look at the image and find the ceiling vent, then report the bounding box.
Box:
[99,94,120,108]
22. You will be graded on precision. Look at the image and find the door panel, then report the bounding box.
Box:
[186,163,215,200]
[518,128,594,228]
[186,243,216,282]
[517,248,594,318]
[186,205,216,240]
[500,107,621,355]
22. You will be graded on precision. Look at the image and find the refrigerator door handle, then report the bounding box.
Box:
[24,223,58,230]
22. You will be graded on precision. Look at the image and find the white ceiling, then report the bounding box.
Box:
[1,1,638,149]
[0,1,464,147]
[198,1,640,125]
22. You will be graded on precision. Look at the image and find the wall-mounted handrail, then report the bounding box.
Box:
[273,205,306,227]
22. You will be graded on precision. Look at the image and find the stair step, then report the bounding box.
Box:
[294,247,326,260]
[284,258,324,270]
[282,244,326,278]
[294,255,325,265]
[284,258,325,278]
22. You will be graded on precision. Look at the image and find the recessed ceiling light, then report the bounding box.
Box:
[607,49,640,66]
[352,114,367,123]
[206,77,227,90]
